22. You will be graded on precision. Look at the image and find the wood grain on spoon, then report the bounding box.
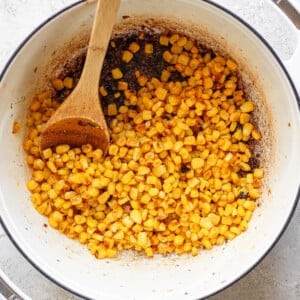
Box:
[39,0,120,153]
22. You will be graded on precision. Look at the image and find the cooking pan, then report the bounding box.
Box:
[0,0,299,299]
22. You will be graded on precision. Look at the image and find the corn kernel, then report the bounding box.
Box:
[112,68,123,79]
[122,50,133,63]
[145,43,154,54]
[129,42,140,53]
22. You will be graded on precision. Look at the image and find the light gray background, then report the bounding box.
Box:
[0,0,299,299]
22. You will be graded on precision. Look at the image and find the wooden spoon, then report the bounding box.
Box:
[40,0,120,153]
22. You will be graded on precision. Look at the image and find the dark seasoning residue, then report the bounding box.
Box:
[54,26,260,170]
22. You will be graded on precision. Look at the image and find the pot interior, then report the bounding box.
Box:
[0,1,299,299]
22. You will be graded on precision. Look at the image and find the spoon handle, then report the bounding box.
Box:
[78,0,120,94]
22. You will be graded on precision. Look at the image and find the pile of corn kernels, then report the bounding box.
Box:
[25,31,263,259]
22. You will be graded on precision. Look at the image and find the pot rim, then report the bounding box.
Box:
[0,0,299,299]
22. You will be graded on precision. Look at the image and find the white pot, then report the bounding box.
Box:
[0,1,299,299]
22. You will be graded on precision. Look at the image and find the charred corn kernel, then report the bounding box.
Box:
[145,43,153,54]
[107,103,118,116]
[52,79,64,91]
[122,50,133,63]
[240,101,254,113]
[129,42,140,53]
[63,77,73,89]
[112,68,123,79]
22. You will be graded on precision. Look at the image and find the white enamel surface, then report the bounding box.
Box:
[0,1,300,299]
[285,31,300,93]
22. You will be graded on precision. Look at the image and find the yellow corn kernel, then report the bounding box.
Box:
[178,54,189,66]
[99,85,108,96]
[202,238,212,250]
[203,77,213,89]
[252,128,262,140]
[142,110,152,120]
[55,144,70,154]
[107,103,118,116]
[159,35,169,46]
[226,59,238,71]
[249,188,260,199]
[137,166,150,175]
[12,121,21,134]
[63,77,73,89]
[122,50,134,63]
[137,231,149,248]
[144,43,154,54]
[240,101,254,113]
[163,51,173,63]
[253,168,264,179]
[152,165,167,177]
[174,235,184,246]
[52,79,64,91]
[155,87,168,100]
[108,144,118,156]
[243,123,253,137]
[128,211,142,227]
[191,157,204,170]
[112,68,123,79]
[129,42,140,53]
